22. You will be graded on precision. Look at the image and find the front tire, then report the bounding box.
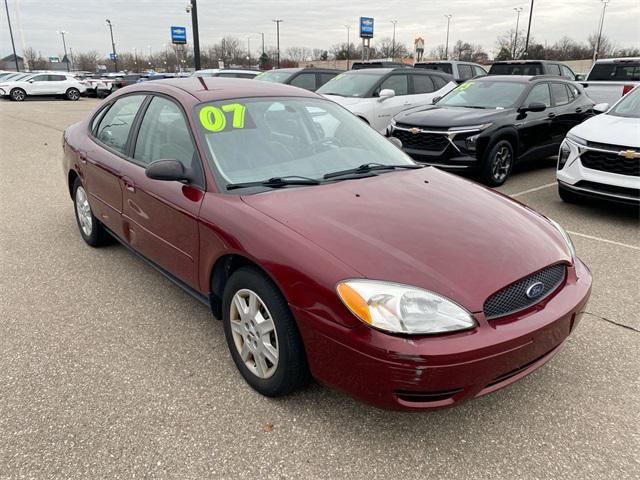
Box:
[222,267,309,397]
[65,88,80,101]
[10,88,26,101]
[72,177,110,247]
[481,139,514,187]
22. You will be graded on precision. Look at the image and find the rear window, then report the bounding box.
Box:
[489,63,543,76]
[415,63,453,75]
[588,63,640,81]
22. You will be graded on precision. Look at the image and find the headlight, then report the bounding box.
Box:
[448,123,492,132]
[336,280,476,335]
[558,141,571,169]
[465,133,482,152]
[548,219,577,264]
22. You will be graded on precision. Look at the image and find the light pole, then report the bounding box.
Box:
[444,15,452,60]
[105,19,118,72]
[593,0,610,61]
[133,47,138,72]
[523,0,534,58]
[272,19,283,68]
[3,0,19,71]
[512,7,523,59]
[57,30,69,71]
[259,32,265,55]
[186,1,201,70]
[390,20,397,60]
[345,24,351,69]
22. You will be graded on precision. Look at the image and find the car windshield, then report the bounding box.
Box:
[316,71,384,97]
[195,97,415,188]
[608,87,640,118]
[255,71,294,83]
[489,63,543,75]
[3,73,30,82]
[438,80,526,108]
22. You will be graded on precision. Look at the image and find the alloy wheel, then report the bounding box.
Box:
[67,89,80,100]
[491,145,512,184]
[12,90,25,101]
[75,186,93,237]
[229,289,279,379]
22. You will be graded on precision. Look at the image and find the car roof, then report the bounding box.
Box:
[491,60,564,64]
[593,57,640,63]
[416,60,482,65]
[123,76,320,103]
[477,74,570,83]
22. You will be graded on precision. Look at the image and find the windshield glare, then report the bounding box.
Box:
[255,71,294,83]
[438,80,526,108]
[609,87,640,118]
[317,72,383,97]
[195,97,414,188]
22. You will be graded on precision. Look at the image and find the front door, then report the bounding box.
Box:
[119,95,204,289]
[373,73,410,132]
[516,82,555,161]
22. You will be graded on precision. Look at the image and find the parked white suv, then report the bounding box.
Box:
[0,73,87,101]
[557,85,640,205]
[317,68,456,133]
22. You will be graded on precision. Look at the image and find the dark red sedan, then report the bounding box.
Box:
[62,77,592,409]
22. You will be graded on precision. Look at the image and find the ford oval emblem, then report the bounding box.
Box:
[526,281,545,299]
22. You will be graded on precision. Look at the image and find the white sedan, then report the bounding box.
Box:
[0,73,86,101]
[317,68,456,133]
[557,85,639,205]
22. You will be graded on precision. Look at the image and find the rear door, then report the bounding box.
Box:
[549,82,582,145]
[517,82,555,160]
[407,73,438,107]
[86,94,147,236]
[47,74,68,94]
[119,95,205,289]
[457,64,475,82]
[289,72,318,91]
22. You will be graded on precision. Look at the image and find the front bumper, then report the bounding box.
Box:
[557,138,640,205]
[293,259,592,410]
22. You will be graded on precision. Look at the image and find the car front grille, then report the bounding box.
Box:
[392,129,450,151]
[581,151,640,177]
[483,264,567,320]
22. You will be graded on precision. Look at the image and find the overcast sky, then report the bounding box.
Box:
[1,0,639,59]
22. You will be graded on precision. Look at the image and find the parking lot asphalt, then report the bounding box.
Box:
[1,98,638,480]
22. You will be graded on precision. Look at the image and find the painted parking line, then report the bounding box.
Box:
[567,231,640,251]
[510,182,557,198]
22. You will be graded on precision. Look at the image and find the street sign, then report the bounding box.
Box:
[171,26,187,44]
[109,53,118,61]
[414,37,425,52]
[49,56,60,63]
[360,17,374,38]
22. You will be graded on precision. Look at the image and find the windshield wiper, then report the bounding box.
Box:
[321,92,345,96]
[226,176,321,190]
[323,162,424,179]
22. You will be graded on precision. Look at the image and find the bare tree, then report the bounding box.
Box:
[285,46,312,64]
[375,37,408,59]
[496,29,529,60]
[428,44,446,60]
[22,47,47,70]
[74,51,101,72]
[588,33,616,59]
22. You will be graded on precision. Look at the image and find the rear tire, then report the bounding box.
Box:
[481,139,514,187]
[558,184,581,204]
[10,88,26,102]
[65,88,80,101]
[72,177,111,247]
[222,267,310,397]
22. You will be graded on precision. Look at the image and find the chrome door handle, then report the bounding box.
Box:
[122,177,136,192]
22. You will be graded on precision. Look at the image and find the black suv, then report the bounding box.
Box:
[389,75,595,185]
[489,60,577,81]
[255,67,342,91]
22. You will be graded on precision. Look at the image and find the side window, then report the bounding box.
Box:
[91,106,109,134]
[412,74,435,94]
[431,75,448,89]
[560,65,574,79]
[567,83,580,101]
[318,73,337,88]
[289,73,317,90]
[217,72,238,78]
[134,96,196,171]
[30,75,49,82]
[49,75,66,81]
[551,83,570,106]
[379,74,409,96]
[458,64,474,80]
[473,65,487,77]
[547,64,561,76]
[525,83,551,107]
[95,95,146,154]
[238,73,258,79]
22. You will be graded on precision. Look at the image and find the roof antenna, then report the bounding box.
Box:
[197,76,208,90]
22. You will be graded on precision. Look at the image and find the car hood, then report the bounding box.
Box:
[242,168,570,313]
[321,94,366,107]
[395,105,509,128]
[570,113,640,147]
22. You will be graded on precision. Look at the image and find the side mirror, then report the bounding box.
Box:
[28,79,34,83]
[519,102,547,113]
[593,102,609,114]
[575,74,584,81]
[387,136,403,149]
[378,88,395,101]
[431,96,442,104]
[145,159,190,182]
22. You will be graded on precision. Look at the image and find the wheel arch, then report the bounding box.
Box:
[67,169,80,199]
[487,127,519,159]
